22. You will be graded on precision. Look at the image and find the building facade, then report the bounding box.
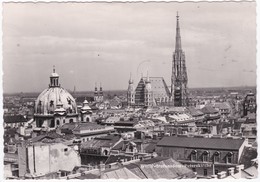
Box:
[156,136,248,178]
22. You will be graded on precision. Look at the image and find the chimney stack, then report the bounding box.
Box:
[228,167,235,176]
[235,165,244,173]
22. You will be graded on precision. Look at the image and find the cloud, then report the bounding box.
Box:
[2,2,256,93]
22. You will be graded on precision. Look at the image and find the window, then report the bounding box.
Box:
[202,151,209,162]
[226,152,233,163]
[103,150,108,156]
[50,119,55,128]
[203,169,208,176]
[191,150,197,161]
[192,168,196,172]
[69,119,73,123]
[214,151,220,163]
[64,148,68,152]
[56,120,60,126]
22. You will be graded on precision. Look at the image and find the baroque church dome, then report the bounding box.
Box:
[35,68,77,115]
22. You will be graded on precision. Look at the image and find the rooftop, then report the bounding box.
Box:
[157,136,246,150]
[125,157,195,179]
[81,135,121,149]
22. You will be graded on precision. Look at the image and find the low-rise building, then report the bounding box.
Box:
[156,136,248,178]
[18,142,81,179]
[73,123,115,142]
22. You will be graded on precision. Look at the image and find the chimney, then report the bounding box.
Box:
[217,171,227,179]
[228,167,235,176]
[235,165,244,173]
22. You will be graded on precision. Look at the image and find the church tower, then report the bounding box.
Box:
[99,83,104,102]
[94,83,99,102]
[144,73,153,108]
[127,73,135,107]
[171,12,188,107]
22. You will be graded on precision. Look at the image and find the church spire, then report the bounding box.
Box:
[129,73,133,84]
[175,12,182,52]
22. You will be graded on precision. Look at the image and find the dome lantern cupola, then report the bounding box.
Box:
[49,65,60,88]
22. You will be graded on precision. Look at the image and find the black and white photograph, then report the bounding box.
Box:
[2,1,258,180]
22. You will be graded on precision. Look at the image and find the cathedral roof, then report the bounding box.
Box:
[35,87,77,115]
[138,77,171,97]
[35,68,77,115]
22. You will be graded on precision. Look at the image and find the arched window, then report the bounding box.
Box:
[103,150,108,156]
[69,119,73,123]
[202,151,209,162]
[86,117,90,122]
[191,150,197,161]
[56,119,60,126]
[214,151,220,163]
[226,152,233,163]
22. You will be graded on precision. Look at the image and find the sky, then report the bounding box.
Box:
[2,2,256,93]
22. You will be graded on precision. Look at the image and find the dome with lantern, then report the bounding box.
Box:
[35,67,77,115]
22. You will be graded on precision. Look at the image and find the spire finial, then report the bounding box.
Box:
[175,11,182,52]
[53,65,55,73]
[129,72,133,84]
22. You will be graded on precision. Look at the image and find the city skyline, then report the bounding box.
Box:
[3,2,256,93]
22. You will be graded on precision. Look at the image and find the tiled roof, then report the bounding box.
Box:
[200,106,218,114]
[102,167,141,179]
[73,123,105,131]
[187,107,204,116]
[81,135,121,149]
[135,77,171,104]
[157,136,245,150]
[125,157,195,179]
[214,102,231,110]
[60,123,78,131]
[143,143,156,153]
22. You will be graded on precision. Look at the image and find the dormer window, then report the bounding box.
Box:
[213,151,220,163]
[191,150,197,161]
[226,152,233,164]
[202,151,209,162]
